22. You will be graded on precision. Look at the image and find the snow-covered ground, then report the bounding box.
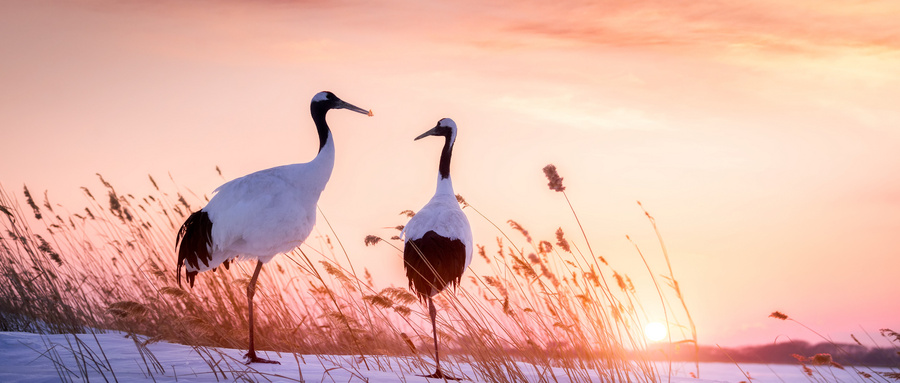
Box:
[0,331,890,382]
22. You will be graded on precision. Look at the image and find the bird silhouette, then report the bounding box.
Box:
[176,91,371,364]
[402,118,472,380]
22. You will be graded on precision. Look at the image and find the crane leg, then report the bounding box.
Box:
[418,295,461,380]
[245,260,280,364]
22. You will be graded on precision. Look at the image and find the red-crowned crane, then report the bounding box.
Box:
[402,118,473,380]
[176,91,371,364]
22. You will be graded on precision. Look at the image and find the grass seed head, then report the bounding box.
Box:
[35,234,62,266]
[363,294,393,309]
[555,228,570,252]
[42,190,54,213]
[477,244,489,264]
[542,164,566,192]
[538,240,553,254]
[613,272,627,291]
[364,235,381,246]
[811,353,833,366]
[177,194,191,211]
[159,286,189,299]
[0,204,12,218]
[880,328,900,342]
[508,220,532,242]
[393,305,411,317]
[23,185,42,219]
[108,300,148,319]
[81,186,95,200]
[400,332,416,353]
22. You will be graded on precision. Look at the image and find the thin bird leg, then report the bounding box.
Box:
[430,296,440,371]
[418,295,461,380]
[244,261,280,364]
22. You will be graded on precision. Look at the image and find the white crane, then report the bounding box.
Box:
[176,91,371,364]
[402,118,473,380]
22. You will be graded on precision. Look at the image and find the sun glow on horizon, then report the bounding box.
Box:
[644,322,667,342]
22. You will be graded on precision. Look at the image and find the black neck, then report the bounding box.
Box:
[310,103,331,152]
[439,134,453,179]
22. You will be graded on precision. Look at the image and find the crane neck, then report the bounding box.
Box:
[438,133,453,180]
[433,134,455,196]
[310,104,332,153]
[435,174,455,196]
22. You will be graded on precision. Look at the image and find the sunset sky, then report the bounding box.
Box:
[2,0,899,347]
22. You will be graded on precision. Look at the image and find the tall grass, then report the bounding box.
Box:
[0,165,698,382]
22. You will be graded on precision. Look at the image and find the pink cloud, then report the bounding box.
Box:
[456,0,900,55]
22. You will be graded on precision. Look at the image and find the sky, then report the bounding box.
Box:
[2,0,899,348]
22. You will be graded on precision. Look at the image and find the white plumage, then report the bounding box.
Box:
[201,151,333,267]
[175,91,370,364]
[402,178,473,270]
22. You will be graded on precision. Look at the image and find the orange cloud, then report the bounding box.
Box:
[456,0,900,56]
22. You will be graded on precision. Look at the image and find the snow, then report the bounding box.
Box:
[1,331,891,382]
[1,331,399,383]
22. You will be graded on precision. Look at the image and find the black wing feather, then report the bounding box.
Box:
[175,210,213,288]
[403,230,467,301]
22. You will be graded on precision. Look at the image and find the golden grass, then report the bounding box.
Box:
[0,165,701,382]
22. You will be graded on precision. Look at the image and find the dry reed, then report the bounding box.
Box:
[1,165,702,382]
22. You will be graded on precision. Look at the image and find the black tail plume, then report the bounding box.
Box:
[403,230,466,302]
[176,210,213,288]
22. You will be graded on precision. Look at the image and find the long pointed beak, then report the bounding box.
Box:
[337,100,372,116]
[415,126,439,141]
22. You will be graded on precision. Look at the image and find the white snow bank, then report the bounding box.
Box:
[9,330,862,382]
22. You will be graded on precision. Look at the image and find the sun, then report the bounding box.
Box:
[644,322,667,342]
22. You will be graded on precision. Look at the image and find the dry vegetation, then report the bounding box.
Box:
[767,312,900,382]
[1,166,700,382]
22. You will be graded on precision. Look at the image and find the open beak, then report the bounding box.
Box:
[337,100,373,116]
[415,125,439,141]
